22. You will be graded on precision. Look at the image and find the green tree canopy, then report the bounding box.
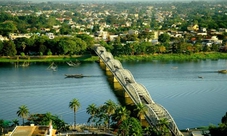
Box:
[103,100,117,129]
[86,103,98,124]
[1,40,17,56]
[118,117,143,136]
[0,22,17,36]
[27,113,68,131]
[158,33,170,43]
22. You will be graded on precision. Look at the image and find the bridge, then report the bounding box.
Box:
[93,44,183,136]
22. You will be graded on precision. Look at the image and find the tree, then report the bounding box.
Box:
[158,33,170,43]
[1,40,17,56]
[74,37,87,54]
[156,118,170,136]
[16,105,29,126]
[103,100,117,129]
[100,40,113,53]
[144,118,170,136]
[27,113,69,132]
[138,30,154,42]
[86,103,98,124]
[14,38,27,54]
[76,34,94,49]
[159,45,166,53]
[113,42,123,56]
[113,106,130,126]
[134,103,148,123]
[0,22,17,36]
[0,119,4,135]
[144,125,159,136]
[69,98,80,129]
[118,117,143,136]
[221,112,227,125]
[209,112,227,136]
[12,119,19,127]
[57,37,80,55]
[0,40,3,55]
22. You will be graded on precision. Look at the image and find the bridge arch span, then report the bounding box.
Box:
[114,68,136,85]
[93,44,183,136]
[123,82,154,104]
[95,45,106,54]
[126,83,155,104]
[106,59,123,71]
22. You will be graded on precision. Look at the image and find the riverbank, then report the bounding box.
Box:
[0,55,98,62]
[0,52,227,63]
[115,52,227,61]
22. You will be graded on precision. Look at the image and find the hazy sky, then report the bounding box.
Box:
[6,0,222,4]
[16,0,221,2]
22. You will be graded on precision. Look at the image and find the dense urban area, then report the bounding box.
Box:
[0,1,227,136]
[0,1,227,57]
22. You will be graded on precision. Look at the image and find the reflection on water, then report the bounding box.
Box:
[122,59,227,129]
[0,59,227,130]
[0,62,119,126]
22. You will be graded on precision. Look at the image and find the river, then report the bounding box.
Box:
[0,59,227,130]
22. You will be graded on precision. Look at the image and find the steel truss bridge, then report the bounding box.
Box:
[93,44,183,136]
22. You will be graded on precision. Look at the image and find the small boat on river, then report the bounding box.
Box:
[65,74,84,78]
[218,69,227,74]
[66,61,80,67]
[47,62,57,71]
[20,61,29,67]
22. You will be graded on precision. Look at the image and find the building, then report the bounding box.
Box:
[6,122,56,136]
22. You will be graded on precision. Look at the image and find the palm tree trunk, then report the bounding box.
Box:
[74,111,76,129]
[22,118,24,126]
[108,116,110,129]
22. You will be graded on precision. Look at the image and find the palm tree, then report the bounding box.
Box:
[144,125,159,136]
[16,105,29,126]
[0,119,4,135]
[12,119,19,127]
[134,103,148,122]
[103,100,117,129]
[113,106,130,126]
[69,98,80,129]
[118,117,143,136]
[118,119,130,136]
[156,118,170,136]
[86,103,97,124]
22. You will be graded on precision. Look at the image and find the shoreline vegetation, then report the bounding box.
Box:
[0,52,227,63]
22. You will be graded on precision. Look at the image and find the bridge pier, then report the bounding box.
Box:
[113,77,134,104]
[99,59,106,70]
[105,67,113,76]
[139,115,150,127]
[106,73,134,105]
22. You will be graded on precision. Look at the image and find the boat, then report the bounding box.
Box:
[20,61,29,67]
[65,74,84,78]
[47,62,57,71]
[66,61,80,67]
[218,69,227,74]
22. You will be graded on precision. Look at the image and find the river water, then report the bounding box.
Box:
[0,59,227,130]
